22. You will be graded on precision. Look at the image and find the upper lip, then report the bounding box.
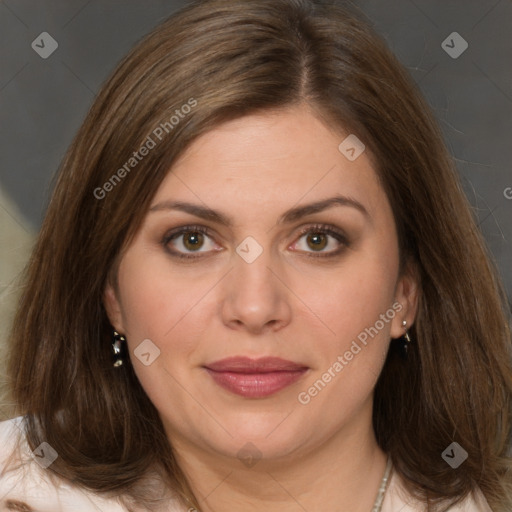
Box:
[204,356,308,373]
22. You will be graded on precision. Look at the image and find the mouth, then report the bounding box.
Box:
[203,356,309,398]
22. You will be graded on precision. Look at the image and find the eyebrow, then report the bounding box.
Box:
[149,195,369,226]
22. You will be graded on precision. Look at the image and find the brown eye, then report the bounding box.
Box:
[306,232,328,251]
[182,231,204,251]
[163,226,219,259]
[292,224,349,257]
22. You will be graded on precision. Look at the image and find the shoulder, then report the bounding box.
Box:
[382,467,493,512]
[0,417,126,511]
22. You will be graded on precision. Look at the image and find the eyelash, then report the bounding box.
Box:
[162,223,349,260]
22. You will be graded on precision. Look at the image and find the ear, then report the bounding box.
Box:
[103,281,125,334]
[390,261,420,339]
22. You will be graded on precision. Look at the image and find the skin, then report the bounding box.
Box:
[104,105,419,512]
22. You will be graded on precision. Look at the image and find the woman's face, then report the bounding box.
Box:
[105,106,417,464]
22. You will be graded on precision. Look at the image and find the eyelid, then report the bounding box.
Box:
[290,223,349,257]
[162,224,215,243]
[162,224,220,260]
[294,223,348,241]
[161,222,349,259]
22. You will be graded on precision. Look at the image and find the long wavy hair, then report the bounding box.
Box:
[6,0,512,510]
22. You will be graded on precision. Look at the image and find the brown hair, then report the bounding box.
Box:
[6,0,512,510]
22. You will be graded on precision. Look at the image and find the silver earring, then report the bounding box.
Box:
[402,320,412,343]
[112,331,126,367]
[400,320,412,358]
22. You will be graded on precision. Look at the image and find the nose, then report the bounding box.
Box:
[220,248,292,335]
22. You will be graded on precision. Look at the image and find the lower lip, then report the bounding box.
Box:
[204,368,308,398]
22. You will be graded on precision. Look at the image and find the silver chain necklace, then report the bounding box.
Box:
[371,456,393,512]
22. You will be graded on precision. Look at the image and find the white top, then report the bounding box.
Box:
[0,417,493,511]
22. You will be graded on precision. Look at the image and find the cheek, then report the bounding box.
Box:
[116,253,192,342]
[297,266,397,414]
[116,252,221,372]
[300,255,398,347]
[294,249,399,405]
[115,258,207,406]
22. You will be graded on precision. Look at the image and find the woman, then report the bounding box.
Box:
[1,0,511,510]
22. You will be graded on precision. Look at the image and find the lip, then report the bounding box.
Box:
[204,357,309,398]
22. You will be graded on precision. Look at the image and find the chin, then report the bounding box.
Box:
[200,412,314,461]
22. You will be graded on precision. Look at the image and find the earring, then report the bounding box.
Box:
[403,320,412,342]
[400,320,412,358]
[112,331,127,367]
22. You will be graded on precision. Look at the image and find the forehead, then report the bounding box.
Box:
[151,107,386,222]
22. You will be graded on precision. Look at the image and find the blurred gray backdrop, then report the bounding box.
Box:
[1,0,511,337]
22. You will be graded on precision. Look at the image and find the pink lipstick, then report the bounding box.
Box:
[204,356,308,398]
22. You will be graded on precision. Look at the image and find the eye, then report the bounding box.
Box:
[291,224,349,257]
[163,225,220,259]
[162,223,349,260]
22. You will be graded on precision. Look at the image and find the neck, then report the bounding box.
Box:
[169,405,388,512]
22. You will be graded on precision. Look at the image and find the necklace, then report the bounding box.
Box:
[370,456,393,512]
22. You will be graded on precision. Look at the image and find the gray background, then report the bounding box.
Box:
[0,0,511,302]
